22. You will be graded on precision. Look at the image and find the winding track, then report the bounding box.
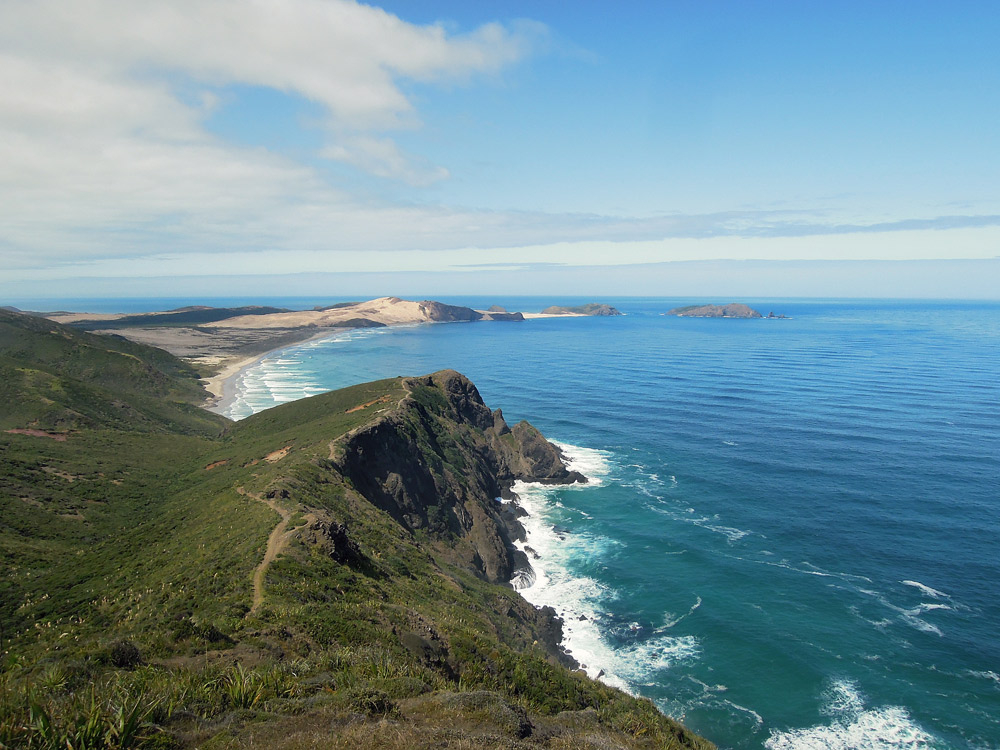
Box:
[237,487,315,614]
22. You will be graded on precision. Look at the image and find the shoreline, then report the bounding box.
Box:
[509,443,630,692]
[200,328,346,417]
[198,312,591,418]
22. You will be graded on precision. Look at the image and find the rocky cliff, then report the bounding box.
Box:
[330,370,583,585]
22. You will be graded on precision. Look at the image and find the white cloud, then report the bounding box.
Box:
[0,0,995,286]
[0,0,543,272]
[1,0,540,129]
[321,135,450,185]
[7,227,1000,284]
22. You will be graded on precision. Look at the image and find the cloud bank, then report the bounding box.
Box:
[0,0,996,291]
[0,0,543,269]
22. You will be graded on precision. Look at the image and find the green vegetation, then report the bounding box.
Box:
[66,307,290,331]
[0,309,712,749]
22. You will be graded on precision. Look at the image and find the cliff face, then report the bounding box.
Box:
[416,300,484,322]
[330,370,583,584]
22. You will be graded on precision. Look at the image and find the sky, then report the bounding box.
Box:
[1,0,998,300]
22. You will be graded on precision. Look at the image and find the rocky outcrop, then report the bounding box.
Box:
[330,370,583,584]
[301,519,363,564]
[668,303,763,318]
[416,301,483,322]
[480,311,525,322]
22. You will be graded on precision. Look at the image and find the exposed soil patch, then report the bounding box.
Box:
[41,467,80,482]
[345,395,393,414]
[5,428,68,441]
[264,446,291,463]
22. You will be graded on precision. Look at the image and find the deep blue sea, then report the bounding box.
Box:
[55,297,1000,748]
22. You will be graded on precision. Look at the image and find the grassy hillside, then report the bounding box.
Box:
[66,307,291,331]
[0,310,713,750]
[0,309,224,434]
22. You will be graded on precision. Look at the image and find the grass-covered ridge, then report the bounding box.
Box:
[0,309,713,749]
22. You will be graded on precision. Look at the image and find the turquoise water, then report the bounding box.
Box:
[218,298,1000,748]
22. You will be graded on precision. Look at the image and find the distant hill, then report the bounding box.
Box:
[65,305,291,330]
[0,311,712,750]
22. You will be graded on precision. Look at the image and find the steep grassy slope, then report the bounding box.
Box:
[0,309,223,434]
[0,311,713,750]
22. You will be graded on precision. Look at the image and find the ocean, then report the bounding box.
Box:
[131,297,1000,748]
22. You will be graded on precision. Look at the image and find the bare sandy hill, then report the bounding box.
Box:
[212,296,505,328]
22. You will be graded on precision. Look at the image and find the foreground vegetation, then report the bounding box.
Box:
[0,309,712,749]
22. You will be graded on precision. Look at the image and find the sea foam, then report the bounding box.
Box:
[511,442,699,694]
[224,326,394,420]
[901,580,948,599]
[765,680,940,750]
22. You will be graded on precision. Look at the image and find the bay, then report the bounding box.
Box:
[219,298,1000,749]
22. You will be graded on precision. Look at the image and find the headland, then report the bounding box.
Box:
[0,306,712,749]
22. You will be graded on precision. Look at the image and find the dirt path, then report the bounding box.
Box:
[238,487,316,614]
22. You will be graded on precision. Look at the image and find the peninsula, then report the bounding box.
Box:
[0,307,712,749]
[40,296,621,409]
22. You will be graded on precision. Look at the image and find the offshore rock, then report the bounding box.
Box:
[541,303,622,316]
[668,303,763,318]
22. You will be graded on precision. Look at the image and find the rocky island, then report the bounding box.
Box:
[540,303,622,316]
[667,303,786,319]
[0,308,712,750]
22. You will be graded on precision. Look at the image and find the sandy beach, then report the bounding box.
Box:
[200,352,268,413]
[199,328,343,414]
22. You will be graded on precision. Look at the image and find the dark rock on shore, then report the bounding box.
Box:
[417,300,484,322]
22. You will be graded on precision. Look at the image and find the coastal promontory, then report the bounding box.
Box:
[0,308,713,750]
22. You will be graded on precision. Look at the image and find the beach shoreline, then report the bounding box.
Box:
[40,297,615,420]
[201,328,347,416]
[198,310,593,417]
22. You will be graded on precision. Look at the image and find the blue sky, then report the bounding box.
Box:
[1,0,998,299]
